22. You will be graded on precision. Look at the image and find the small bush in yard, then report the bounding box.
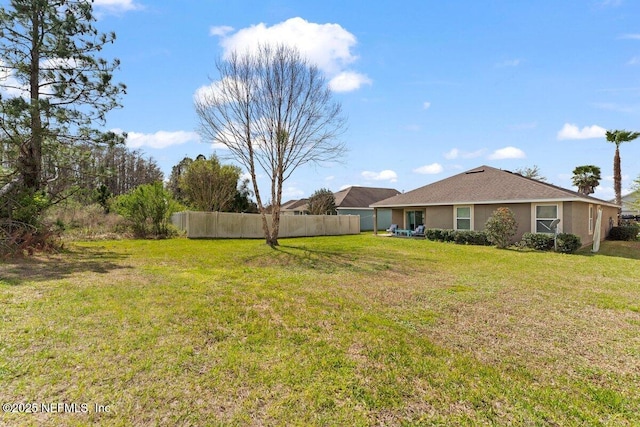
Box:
[520,232,554,251]
[556,233,581,253]
[485,207,518,248]
[609,225,639,241]
[113,182,181,238]
[454,230,491,245]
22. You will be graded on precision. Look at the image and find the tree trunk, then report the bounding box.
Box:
[614,145,622,208]
[24,8,43,191]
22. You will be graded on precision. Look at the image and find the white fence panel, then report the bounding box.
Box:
[172,212,360,238]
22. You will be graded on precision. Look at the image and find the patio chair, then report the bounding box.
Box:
[411,225,425,237]
[386,224,398,235]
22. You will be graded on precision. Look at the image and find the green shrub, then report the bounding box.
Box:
[608,225,639,241]
[113,182,181,238]
[442,229,456,242]
[520,232,554,251]
[10,189,50,227]
[425,229,490,246]
[556,233,581,254]
[454,230,491,246]
[485,207,518,248]
[425,228,440,241]
[426,228,455,242]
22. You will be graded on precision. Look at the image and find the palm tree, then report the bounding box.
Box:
[606,130,640,208]
[572,165,601,195]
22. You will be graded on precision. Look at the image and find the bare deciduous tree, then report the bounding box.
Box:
[514,165,547,182]
[195,44,346,246]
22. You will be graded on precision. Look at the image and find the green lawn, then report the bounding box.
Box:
[1,235,639,426]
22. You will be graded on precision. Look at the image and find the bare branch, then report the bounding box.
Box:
[195,44,347,246]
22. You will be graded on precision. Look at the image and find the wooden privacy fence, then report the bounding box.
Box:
[171,211,360,239]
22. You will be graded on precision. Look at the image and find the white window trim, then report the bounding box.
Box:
[531,202,563,234]
[588,204,594,235]
[454,205,474,231]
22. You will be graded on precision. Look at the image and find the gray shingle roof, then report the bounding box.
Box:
[371,165,619,207]
[334,186,401,208]
[281,198,309,211]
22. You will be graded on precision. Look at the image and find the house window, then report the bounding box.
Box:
[589,204,594,235]
[454,206,472,230]
[406,210,424,230]
[534,204,559,234]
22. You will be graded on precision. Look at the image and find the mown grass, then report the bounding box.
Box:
[1,236,639,426]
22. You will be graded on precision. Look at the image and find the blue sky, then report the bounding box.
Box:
[85,1,640,201]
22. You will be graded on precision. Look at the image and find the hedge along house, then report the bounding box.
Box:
[333,186,400,231]
[371,165,620,246]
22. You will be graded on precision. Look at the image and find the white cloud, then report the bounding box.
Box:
[328,71,372,92]
[619,33,640,39]
[212,17,371,92]
[444,148,486,160]
[93,0,141,12]
[423,101,431,110]
[0,62,26,97]
[413,163,443,175]
[628,57,640,65]
[361,170,398,182]
[444,148,459,159]
[210,26,234,37]
[488,146,526,160]
[557,123,606,140]
[282,186,305,199]
[122,130,200,149]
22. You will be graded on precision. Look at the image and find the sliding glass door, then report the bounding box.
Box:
[406,210,424,230]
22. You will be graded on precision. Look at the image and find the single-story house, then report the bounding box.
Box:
[619,190,640,219]
[281,186,401,231]
[280,198,309,215]
[371,165,620,246]
[333,186,400,231]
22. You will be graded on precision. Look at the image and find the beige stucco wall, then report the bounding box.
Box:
[564,202,586,244]
[473,203,531,241]
[425,206,453,229]
[562,202,618,247]
[382,202,618,245]
[391,209,404,228]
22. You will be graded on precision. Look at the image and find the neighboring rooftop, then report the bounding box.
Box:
[371,165,619,207]
[334,186,401,208]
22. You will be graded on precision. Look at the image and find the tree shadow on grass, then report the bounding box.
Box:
[244,243,419,275]
[0,246,133,285]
